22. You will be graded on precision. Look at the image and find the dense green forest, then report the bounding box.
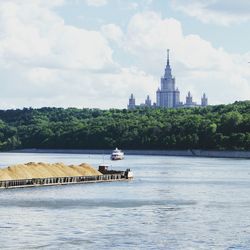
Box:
[0,101,249,151]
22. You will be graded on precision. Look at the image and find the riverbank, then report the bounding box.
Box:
[9,149,250,159]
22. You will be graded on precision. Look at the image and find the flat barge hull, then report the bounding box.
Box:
[0,173,132,189]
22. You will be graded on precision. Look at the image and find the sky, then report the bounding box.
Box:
[0,0,249,109]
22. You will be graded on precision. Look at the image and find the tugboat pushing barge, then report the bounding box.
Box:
[0,162,133,189]
[98,164,133,179]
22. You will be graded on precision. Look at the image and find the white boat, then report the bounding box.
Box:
[111,148,124,160]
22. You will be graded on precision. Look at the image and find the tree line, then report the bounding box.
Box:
[0,101,249,151]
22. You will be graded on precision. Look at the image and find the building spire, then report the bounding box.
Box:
[164,48,172,79]
[167,49,170,66]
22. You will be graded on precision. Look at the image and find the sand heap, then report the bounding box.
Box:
[0,162,102,181]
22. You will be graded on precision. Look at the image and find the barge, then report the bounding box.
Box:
[0,163,133,189]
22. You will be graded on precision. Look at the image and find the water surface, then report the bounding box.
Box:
[0,153,250,249]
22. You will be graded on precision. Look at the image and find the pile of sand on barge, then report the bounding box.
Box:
[0,162,102,181]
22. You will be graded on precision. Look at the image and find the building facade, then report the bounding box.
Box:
[128,50,208,109]
[201,93,208,107]
[156,49,180,108]
[185,91,196,107]
[145,95,152,107]
[127,93,136,109]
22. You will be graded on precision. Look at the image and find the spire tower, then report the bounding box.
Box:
[164,49,172,79]
[167,49,170,66]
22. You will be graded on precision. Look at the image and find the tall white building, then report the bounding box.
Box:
[156,49,180,108]
[127,49,208,109]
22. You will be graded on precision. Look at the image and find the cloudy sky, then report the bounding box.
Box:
[0,0,249,109]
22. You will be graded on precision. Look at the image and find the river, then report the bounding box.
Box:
[0,152,250,249]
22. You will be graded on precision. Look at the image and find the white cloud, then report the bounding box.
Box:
[0,1,155,109]
[0,1,249,109]
[101,24,124,45]
[171,0,250,25]
[0,1,114,71]
[84,0,107,7]
[0,66,154,109]
[0,0,65,8]
[128,2,139,10]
